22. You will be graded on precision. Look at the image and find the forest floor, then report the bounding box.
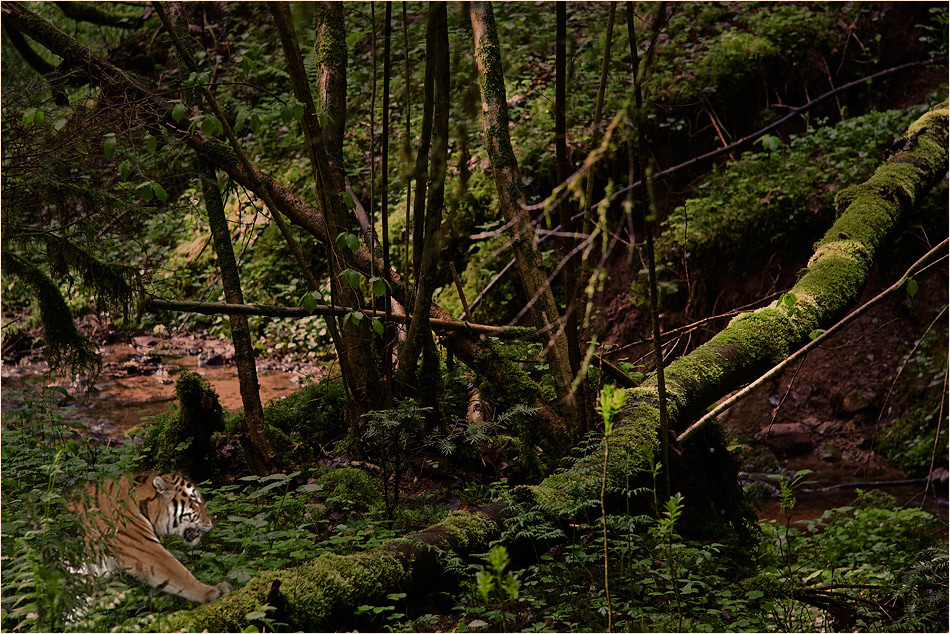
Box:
[2,232,946,523]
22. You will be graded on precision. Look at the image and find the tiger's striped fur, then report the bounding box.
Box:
[72,472,231,604]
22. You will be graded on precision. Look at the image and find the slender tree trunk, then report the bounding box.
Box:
[469,1,584,434]
[199,166,273,472]
[313,1,348,195]
[155,1,275,470]
[397,3,449,389]
[555,3,590,433]
[627,2,670,498]
[270,2,361,407]
[380,2,394,407]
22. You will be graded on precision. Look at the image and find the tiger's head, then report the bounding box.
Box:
[147,473,214,546]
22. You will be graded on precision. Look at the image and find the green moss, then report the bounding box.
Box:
[137,371,225,481]
[314,466,384,514]
[201,137,239,166]
[2,253,101,377]
[313,4,347,72]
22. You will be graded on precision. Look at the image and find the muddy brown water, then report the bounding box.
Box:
[1,343,944,524]
[1,342,315,440]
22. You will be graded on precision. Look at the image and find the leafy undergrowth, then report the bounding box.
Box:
[2,385,946,633]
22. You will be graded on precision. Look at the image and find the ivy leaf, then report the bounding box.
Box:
[905,277,918,298]
[171,102,187,123]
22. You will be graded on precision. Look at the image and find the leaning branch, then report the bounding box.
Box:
[527,102,949,517]
[677,237,949,443]
[143,298,537,340]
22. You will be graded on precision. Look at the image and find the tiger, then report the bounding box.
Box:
[70,472,232,604]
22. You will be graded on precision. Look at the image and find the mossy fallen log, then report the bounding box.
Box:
[527,101,949,521]
[155,505,505,632]
[155,102,946,632]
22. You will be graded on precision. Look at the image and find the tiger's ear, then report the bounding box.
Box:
[152,475,169,494]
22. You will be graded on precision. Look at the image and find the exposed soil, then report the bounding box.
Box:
[600,230,949,522]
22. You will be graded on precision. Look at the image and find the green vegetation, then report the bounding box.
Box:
[1,1,947,632]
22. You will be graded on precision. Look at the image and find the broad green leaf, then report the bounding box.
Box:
[371,318,384,335]
[301,293,318,313]
[235,109,248,133]
[201,115,222,137]
[145,135,158,152]
[905,277,918,297]
[118,160,131,181]
[338,268,362,290]
[808,328,826,340]
[249,113,263,135]
[370,276,388,296]
[53,117,68,131]
[171,102,187,123]
[152,182,168,203]
[103,135,117,159]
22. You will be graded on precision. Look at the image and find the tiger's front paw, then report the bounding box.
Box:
[206,581,232,602]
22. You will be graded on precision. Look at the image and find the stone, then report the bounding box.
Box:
[756,422,813,455]
[840,390,876,414]
[819,443,841,462]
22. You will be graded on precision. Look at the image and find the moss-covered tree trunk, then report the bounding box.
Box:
[470,1,585,435]
[528,102,949,521]
[154,505,507,632]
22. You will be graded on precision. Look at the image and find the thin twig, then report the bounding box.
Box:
[677,239,949,444]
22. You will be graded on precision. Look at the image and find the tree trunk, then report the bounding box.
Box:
[554,3,590,433]
[397,3,449,389]
[155,1,275,471]
[527,102,949,521]
[156,504,508,632]
[469,1,584,435]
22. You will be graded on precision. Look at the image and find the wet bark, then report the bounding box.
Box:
[469,1,584,435]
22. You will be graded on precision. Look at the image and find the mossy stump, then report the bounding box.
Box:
[139,371,225,482]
